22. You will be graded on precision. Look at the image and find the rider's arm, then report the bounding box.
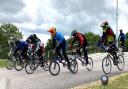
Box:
[77,43,81,49]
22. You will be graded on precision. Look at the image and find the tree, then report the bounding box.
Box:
[0,23,23,58]
[84,32,100,46]
[45,38,55,58]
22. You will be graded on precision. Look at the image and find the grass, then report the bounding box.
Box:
[73,73,128,89]
[0,59,6,68]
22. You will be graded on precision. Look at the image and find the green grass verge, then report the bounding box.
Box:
[0,59,6,68]
[73,73,128,89]
[92,73,128,89]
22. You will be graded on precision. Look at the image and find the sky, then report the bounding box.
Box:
[0,0,128,44]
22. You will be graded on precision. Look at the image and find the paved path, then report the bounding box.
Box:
[0,52,128,89]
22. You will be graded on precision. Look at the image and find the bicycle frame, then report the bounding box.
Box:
[106,53,113,61]
[74,54,84,63]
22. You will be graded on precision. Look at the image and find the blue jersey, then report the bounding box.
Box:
[53,32,65,45]
[16,41,28,50]
[119,33,125,41]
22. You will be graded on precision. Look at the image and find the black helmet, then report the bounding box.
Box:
[71,30,77,36]
[100,21,108,27]
[33,34,37,38]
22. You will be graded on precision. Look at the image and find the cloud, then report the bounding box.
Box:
[1,0,128,44]
[0,12,31,23]
[32,0,118,35]
[0,0,25,14]
[0,0,32,24]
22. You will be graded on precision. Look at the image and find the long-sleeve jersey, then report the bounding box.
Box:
[52,32,65,48]
[72,32,87,47]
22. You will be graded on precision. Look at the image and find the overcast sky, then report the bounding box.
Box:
[0,0,128,44]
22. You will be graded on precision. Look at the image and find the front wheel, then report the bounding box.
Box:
[25,62,35,74]
[5,59,14,70]
[70,60,78,74]
[69,58,78,74]
[42,59,50,71]
[86,57,93,71]
[102,57,112,74]
[49,61,60,76]
[14,60,24,71]
[117,54,125,71]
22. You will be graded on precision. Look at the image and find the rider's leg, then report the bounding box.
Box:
[61,40,70,68]
[76,48,81,56]
[56,45,63,58]
[83,45,89,64]
[108,42,118,65]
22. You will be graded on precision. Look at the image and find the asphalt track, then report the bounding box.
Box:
[0,52,128,89]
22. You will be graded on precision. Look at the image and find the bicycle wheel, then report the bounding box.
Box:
[69,58,78,74]
[14,60,24,71]
[25,62,35,74]
[117,54,125,71]
[86,57,93,71]
[49,61,60,76]
[102,57,112,74]
[42,59,50,71]
[5,59,14,70]
[29,59,39,70]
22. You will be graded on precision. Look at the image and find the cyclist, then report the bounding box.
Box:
[26,34,41,55]
[37,43,45,59]
[13,40,28,59]
[118,29,125,52]
[48,27,71,68]
[70,30,89,65]
[100,21,118,65]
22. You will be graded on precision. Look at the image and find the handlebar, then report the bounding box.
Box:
[100,43,116,51]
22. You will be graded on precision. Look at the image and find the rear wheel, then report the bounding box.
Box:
[117,54,125,71]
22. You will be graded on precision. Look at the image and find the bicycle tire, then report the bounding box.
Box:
[86,57,93,71]
[117,54,125,71]
[49,61,60,76]
[5,59,14,70]
[102,57,112,74]
[14,60,24,71]
[25,62,35,74]
[42,59,50,71]
[69,58,78,74]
